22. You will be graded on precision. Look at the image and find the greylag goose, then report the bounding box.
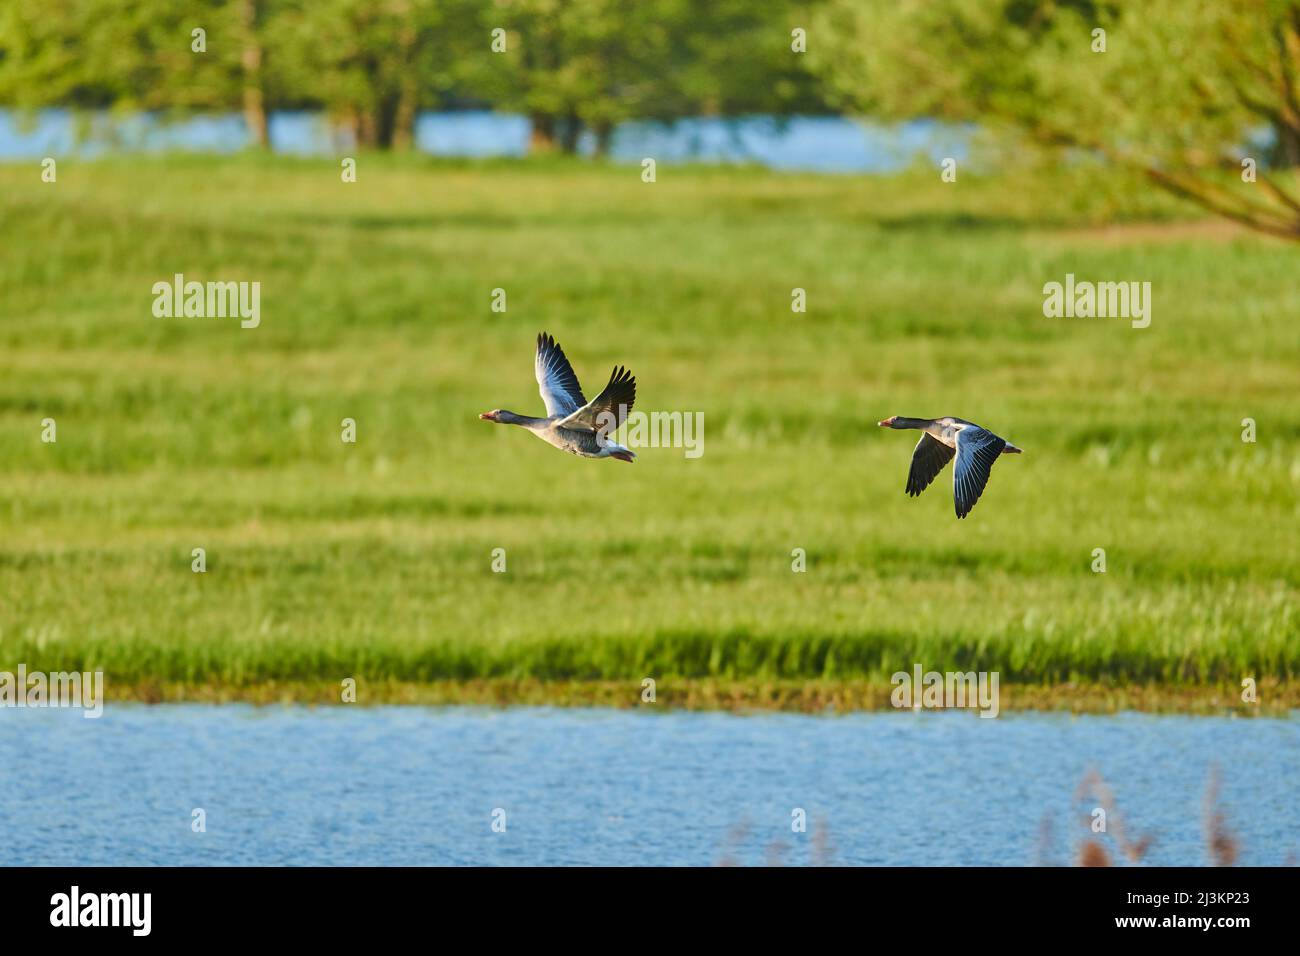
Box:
[479,332,637,462]
[877,416,1022,518]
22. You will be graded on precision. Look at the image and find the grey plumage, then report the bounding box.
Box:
[481,332,638,462]
[879,415,1022,518]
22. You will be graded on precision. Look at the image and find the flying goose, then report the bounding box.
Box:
[479,332,638,462]
[877,416,1022,518]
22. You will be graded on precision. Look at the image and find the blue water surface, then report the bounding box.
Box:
[1,705,1294,866]
[0,109,968,172]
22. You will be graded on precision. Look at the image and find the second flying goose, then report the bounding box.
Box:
[878,416,1022,518]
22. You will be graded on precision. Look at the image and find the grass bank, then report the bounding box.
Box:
[107,677,1299,715]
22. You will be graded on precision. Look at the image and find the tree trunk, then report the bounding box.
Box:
[372,94,408,150]
[558,112,582,154]
[238,0,268,148]
[593,121,615,157]
[357,110,379,149]
[530,114,558,153]
[391,4,418,151]
[392,85,417,151]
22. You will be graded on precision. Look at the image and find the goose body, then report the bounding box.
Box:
[480,332,637,462]
[877,416,1022,518]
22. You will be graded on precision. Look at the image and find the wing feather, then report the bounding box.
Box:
[906,433,955,497]
[534,332,586,417]
[952,426,1006,519]
[555,365,636,434]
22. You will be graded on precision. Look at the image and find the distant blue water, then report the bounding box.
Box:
[0,109,969,172]
[0,705,1294,866]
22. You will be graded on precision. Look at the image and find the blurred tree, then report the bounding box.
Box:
[0,0,828,154]
[811,0,1300,239]
[466,0,828,155]
[0,0,271,143]
[0,0,277,145]
[265,0,476,150]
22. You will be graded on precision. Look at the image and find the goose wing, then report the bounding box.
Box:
[556,365,636,433]
[535,332,587,417]
[952,425,1006,519]
[906,433,955,496]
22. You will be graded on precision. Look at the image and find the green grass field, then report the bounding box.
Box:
[1,154,1296,708]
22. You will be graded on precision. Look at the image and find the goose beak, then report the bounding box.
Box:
[877,417,895,427]
[479,412,494,421]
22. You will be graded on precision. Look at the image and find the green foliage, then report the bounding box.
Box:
[0,0,828,150]
[0,0,248,112]
[263,0,479,147]
[462,0,826,150]
[811,0,1300,236]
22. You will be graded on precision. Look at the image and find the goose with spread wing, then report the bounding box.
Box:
[878,416,1022,518]
[479,332,638,462]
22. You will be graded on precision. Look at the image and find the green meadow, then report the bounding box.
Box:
[0,155,1296,708]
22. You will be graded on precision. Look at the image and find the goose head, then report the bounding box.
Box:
[479,409,504,423]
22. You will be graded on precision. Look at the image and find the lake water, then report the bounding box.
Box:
[1,706,1295,866]
[0,110,970,173]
